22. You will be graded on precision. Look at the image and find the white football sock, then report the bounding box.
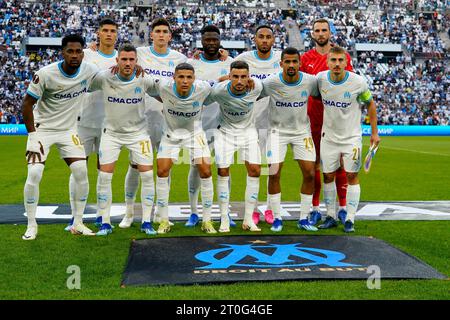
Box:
[124,165,139,216]
[266,177,271,211]
[346,184,361,223]
[97,171,112,225]
[24,163,44,227]
[140,170,155,223]
[156,176,169,220]
[217,175,230,218]
[70,161,89,225]
[244,176,260,222]
[300,193,313,221]
[69,173,75,219]
[95,169,101,218]
[268,193,281,220]
[323,182,337,219]
[188,164,201,214]
[200,177,214,222]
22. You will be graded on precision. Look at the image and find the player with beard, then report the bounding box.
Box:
[234,25,282,227]
[300,18,354,228]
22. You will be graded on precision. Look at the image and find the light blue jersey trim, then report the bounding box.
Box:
[279,72,303,86]
[253,50,273,61]
[227,82,248,98]
[116,70,136,82]
[97,49,117,58]
[150,46,170,57]
[173,83,195,99]
[58,61,80,78]
[26,90,40,100]
[200,54,220,63]
[327,71,349,85]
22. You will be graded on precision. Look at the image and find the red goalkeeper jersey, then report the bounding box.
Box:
[300,48,353,132]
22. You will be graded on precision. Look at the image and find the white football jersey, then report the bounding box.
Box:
[234,49,282,136]
[78,49,118,128]
[155,79,213,139]
[137,46,187,79]
[187,54,234,134]
[187,54,233,81]
[137,46,188,143]
[210,79,263,132]
[234,49,282,80]
[317,70,373,143]
[26,61,98,131]
[262,72,318,134]
[90,70,157,135]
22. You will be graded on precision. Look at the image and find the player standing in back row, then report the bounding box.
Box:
[65,17,119,231]
[316,46,380,232]
[185,25,235,228]
[234,25,282,226]
[300,18,354,226]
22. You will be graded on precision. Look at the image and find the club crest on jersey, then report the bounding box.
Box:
[192,101,200,108]
[221,69,227,76]
[344,91,351,99]
[301,90,308,98]
[135,87,142,94]
[273,62,279,69]
[80,80,87,87]
[169,61,174,67]
[247,102,254,109]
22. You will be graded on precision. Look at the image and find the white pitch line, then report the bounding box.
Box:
[363,144,450,157]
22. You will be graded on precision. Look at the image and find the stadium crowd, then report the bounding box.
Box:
[0,0,448,125]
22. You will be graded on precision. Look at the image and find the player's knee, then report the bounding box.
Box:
[157,167,170,178]
[346,172,358,184]
[217,168,229,177]
[198,166,211,178]
[303,170,315,184]
[247,165,261,177]
[26,163,44,186]
[323,173,335,184]
[70,161,88,183]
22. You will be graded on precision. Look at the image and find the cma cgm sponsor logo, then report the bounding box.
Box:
[54,87,88,99]
[168,109,200,117]
[226,109,249,117]
[323,99,351,108]
[251,74,271,80]
[194,241,361,269]
[145,68,174,77]
[108,97,143,104]
[276,101,307,108]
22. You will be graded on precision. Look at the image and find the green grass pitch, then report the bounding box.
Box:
[0,136,449,299]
